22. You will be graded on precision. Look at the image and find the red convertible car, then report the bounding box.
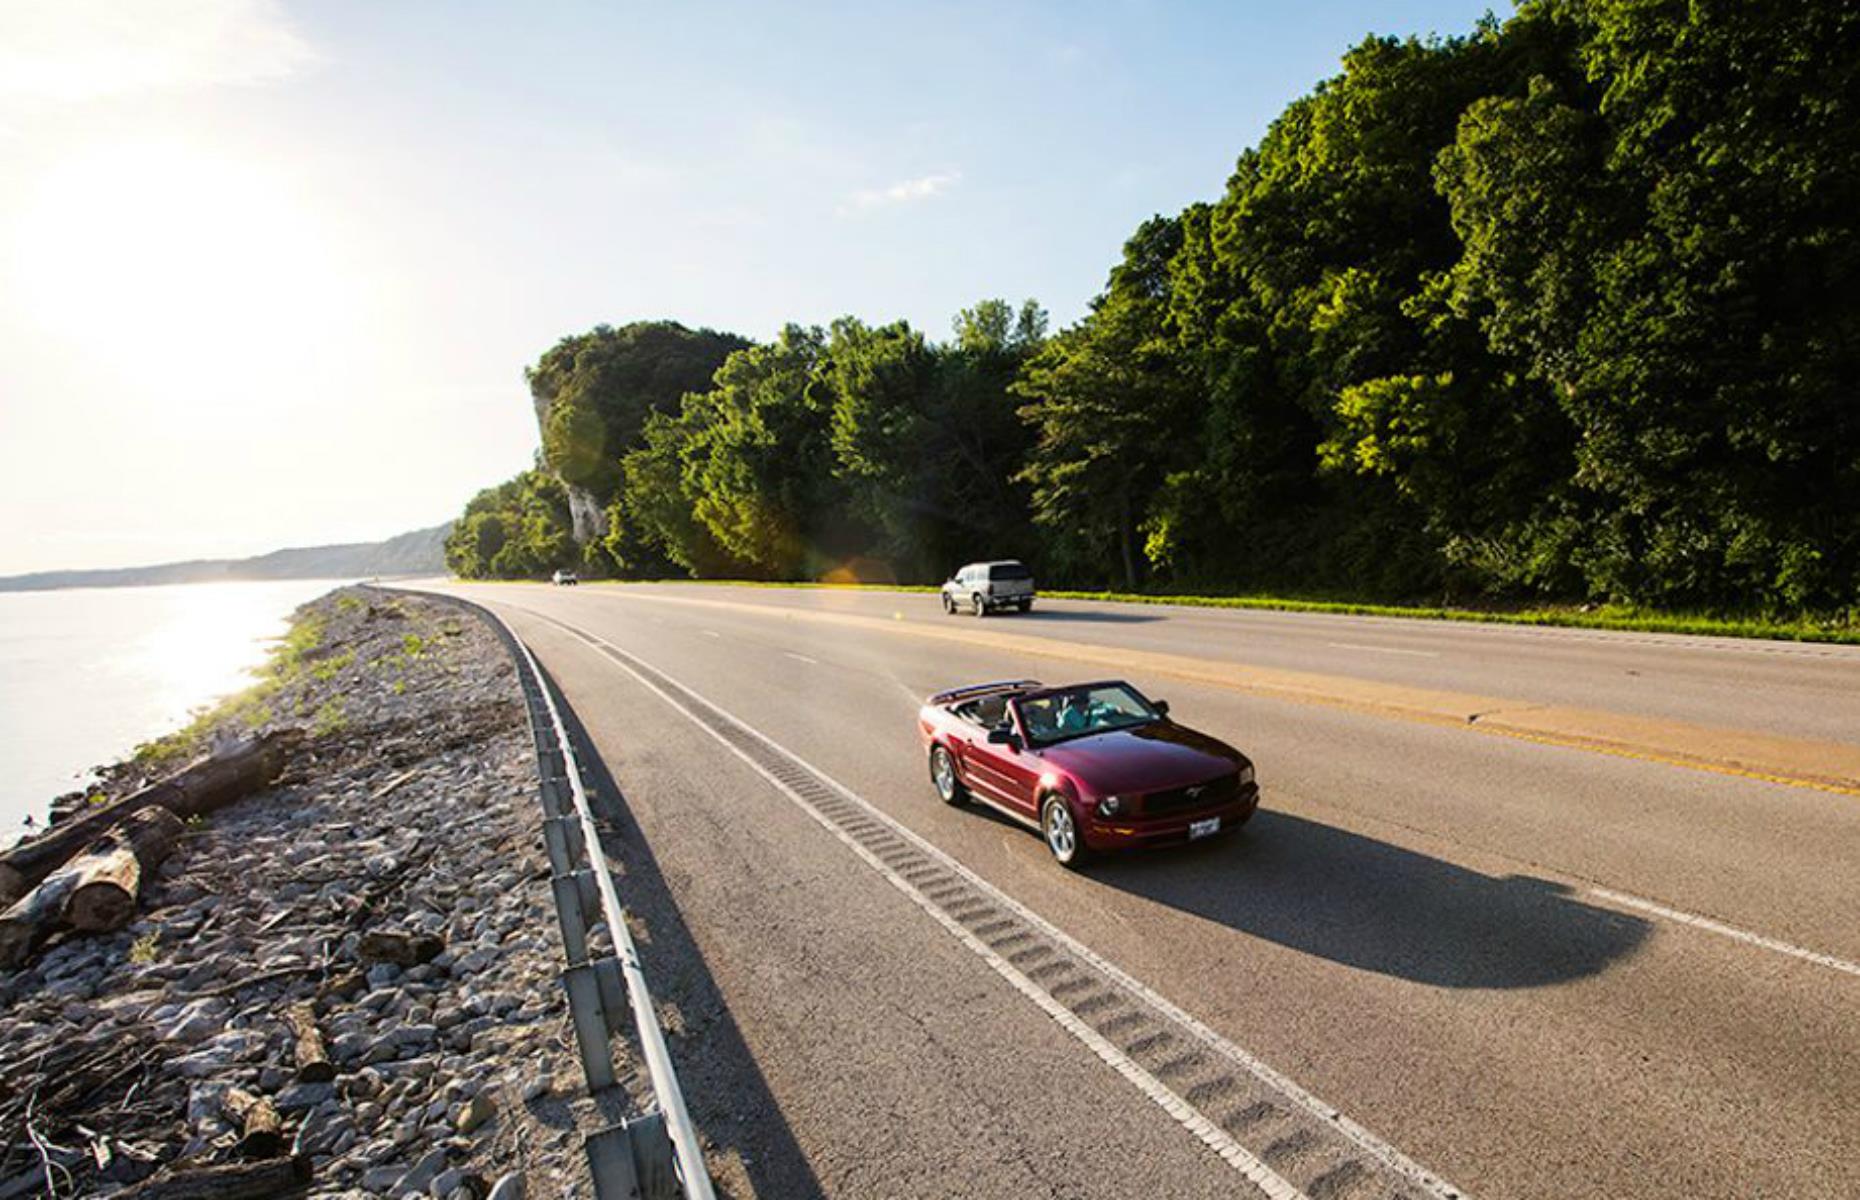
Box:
[918,679,1259,867]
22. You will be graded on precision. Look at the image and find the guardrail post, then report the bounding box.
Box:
[562,965,616,1091]
[625,1110,677,1199]
[593,955,629,1035]
[543,815,585,875]
[551,874,592,965]
[539,775,570,820]
[586,1124,642,1199]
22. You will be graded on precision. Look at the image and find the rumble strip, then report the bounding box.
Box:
[527,609,1467,1200]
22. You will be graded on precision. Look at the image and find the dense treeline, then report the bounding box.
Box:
[450,0,1860,613]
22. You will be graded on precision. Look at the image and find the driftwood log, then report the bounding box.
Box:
[222,1087,286,1158]
[0,807,185,968]
[117,1153,311,1199]
[67,806,185,931]
[283,1000,336,1083]
[0,731,298,906]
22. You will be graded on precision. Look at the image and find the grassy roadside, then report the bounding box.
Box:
[504,577,1860,646]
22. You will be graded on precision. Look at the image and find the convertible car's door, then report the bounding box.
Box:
[956,733,1021,809]
[987,739,1044,821]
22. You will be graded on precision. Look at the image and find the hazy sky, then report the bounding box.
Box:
[0,0,1499,575]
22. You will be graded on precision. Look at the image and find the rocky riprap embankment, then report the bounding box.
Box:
[0,587,610,1198]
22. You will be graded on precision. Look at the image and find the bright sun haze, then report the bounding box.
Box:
[0,0,1496,576]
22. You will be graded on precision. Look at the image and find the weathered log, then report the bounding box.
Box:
[0,862,22,909]
[0,871,79,970]
[0,731,299,893]
[0,807,186,968]
[117,1153,310,1199]
[222,1087,286,1158]
[67,806,185,931]
[283,1000,336,1083]
[358,928,444,966]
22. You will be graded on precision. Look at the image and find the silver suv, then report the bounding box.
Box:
[941,560,1035,616]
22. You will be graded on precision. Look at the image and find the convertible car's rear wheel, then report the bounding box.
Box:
[971,593,987,617]
[1041,795,1090,868]
[930,744,967,806]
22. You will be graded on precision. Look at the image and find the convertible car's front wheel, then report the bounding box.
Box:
[930,744,967,806]
[1041,795,1090,869]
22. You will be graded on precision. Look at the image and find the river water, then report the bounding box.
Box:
[0,579,349,845]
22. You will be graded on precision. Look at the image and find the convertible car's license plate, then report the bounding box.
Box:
[1189,817,1220,840]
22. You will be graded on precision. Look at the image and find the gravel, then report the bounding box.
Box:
[0,587,599,1198]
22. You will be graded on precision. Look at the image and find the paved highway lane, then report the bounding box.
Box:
[414,582,1860,1199]
[616,583,1860,749]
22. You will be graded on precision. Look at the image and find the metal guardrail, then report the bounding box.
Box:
[385,589,714,1200]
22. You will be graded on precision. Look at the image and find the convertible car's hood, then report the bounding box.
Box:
[1036,722,1244,795]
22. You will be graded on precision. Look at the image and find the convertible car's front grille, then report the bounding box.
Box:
[1141,772,1238,817]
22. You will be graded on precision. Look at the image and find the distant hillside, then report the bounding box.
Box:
[0,524,451,592]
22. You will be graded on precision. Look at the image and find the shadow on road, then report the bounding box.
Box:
[1008,608,1162,625]
[1077,811,1653,989]
[548,668,828,1200]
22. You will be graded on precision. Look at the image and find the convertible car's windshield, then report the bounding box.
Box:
[1017,684,1158,744]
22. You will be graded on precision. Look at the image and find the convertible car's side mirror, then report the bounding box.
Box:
[987,728,1022,751]
[1153,699,1171,716]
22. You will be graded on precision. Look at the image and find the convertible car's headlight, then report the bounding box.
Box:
[1238,764,1256,787]
[1096,795,1123,817]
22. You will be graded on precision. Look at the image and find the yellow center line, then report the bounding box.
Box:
[550,585,1860,798]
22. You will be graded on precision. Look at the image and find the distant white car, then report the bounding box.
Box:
[551,569,578,586]
[941,560,1035,616]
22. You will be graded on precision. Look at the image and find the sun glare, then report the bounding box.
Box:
[9,138,364,384]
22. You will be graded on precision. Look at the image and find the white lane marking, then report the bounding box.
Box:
[784,652,818,665]
[1587,887,1860,979]
[575,642,1302,1199]
[536,611,1466,1200]
[1326,641,1440,658]
[701,630,721,638]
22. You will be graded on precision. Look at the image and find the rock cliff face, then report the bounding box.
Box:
[529,394,608,547]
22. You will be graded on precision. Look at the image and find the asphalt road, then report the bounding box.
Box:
[414,582,1860,1200]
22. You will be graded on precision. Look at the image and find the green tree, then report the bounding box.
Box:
[444,469,576,580]
[1017,219,1197,589]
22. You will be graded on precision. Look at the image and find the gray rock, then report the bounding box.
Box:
[429,1168,466,1198]
[487,1173,525,1200]
[162,997,230,1042]
[331,1031,372,1065]
[452,947,498,974]
[170,1046,235,1079]
[366,962,402,988]
[362,1165,405,1191]
[397,1147,449,1194]
[275,1082,338,1111]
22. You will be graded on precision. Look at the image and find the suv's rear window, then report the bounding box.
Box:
[988,563,1032,581]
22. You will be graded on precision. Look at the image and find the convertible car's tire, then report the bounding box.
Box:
[1040,795,1090,869]
[971,593,987,617]
[930,744,967,806]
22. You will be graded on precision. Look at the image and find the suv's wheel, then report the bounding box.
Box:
[971,593,987,617]
[929,744,967,806]
[941,592,955,615]
[1017,599,1033,613]
[1041,795,1090,868]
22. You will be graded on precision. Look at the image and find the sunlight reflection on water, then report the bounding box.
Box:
[0,579,349,842]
